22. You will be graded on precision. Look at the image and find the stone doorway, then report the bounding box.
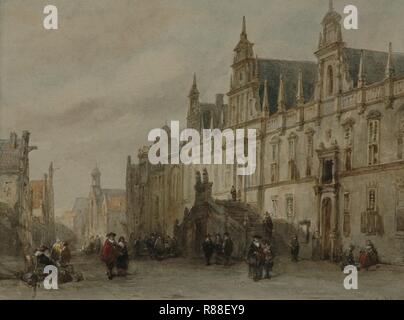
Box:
[321,197,332,260]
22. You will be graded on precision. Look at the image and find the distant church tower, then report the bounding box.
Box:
[91,165,101,188]
[187,73,201,130]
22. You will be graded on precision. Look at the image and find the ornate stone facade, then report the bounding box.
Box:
[127,4,404,264]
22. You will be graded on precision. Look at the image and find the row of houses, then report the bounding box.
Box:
[125,3,404,264]
[67,167,127,248]
[0,131,55,256]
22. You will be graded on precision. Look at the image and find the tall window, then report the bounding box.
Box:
[286,195,294,221]
[344,126,353,171]
[288,133,297,180]
[368,119,380,165]
[326,65,334,96]
[270,137,280,183]
[361,186,381,235]
[271,196,278,218]
[343,193,351,237]
[305,130,314,177]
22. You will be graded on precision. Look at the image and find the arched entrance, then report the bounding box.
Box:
[321,197,332,259]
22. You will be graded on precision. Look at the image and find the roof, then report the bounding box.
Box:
[257,58,317,113]
[30,180,45,209]
[343,47,404,87]
[102,189,126,212]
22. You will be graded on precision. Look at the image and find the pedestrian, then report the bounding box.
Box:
[202,234,214,266]
[60,241,71,265]
[214,233,223,264]
[311,231,321,261]
[34,245,54,269]
[231,186,237,201]
[116,237,129,277]
[101,232,118,280]
[263,212,273,240]
[290,235,299,262]
[51,239,62,262]
[95,235,102,255]
[223,233,233,266]
[340,244,356,270]
[262,241,274,279]
[247,235,264,281]
[133,236,142,259]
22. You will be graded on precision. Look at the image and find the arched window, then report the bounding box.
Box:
[326,65,334,96]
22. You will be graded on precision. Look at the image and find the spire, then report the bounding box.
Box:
[296,69,304,105]
[358,50,366,87]
[329,0,334,11]
[337,24,342,42]
[318,32,323,48]
[188,73,199,97]
[262,80,269,111]
[49,161,54,179]
[277,74,286,112]
[241,16,247,39]
[385,42,395,78]
[255,55,259,77]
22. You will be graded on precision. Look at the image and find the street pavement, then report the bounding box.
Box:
[1,253,404,300]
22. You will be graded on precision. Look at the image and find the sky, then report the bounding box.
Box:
[1,0,404,215]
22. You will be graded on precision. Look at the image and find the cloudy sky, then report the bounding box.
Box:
[1,0,403,214]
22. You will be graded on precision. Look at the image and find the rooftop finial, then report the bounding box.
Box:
[385,42,395,78]
[262,80,269,111]
[189,72,199,97]
[358,50,366,87]
[242,16,246,35]
[296,69,304,105]
[193,72,197,86]
[278,74,286,112]
[329,0,334,11]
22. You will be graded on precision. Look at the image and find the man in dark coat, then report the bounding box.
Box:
[101,232,118,280]
[214,233,223,264]
[289,235,299,262]
[223,233,234,266]
[262,241,274,279]
[202,234,214,266]
[247,235,264,281]
[263,212,274,240]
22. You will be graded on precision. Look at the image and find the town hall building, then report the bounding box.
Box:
[126,2,404,264]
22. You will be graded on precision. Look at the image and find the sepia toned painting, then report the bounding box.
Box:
[1,0,404,301]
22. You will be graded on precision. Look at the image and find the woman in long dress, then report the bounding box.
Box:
[116,237,129,276]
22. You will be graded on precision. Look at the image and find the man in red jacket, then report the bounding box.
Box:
[101,232,118,280]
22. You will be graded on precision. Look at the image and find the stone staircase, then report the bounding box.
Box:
[215,200,264,242]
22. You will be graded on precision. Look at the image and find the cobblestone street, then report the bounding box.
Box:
[1,253,404,300]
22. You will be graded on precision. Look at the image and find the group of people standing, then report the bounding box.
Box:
[33,239,72,269]
[247,235,275,281]
[202,233,234,266]
[141,233,179,260]
[100,232,129,280]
